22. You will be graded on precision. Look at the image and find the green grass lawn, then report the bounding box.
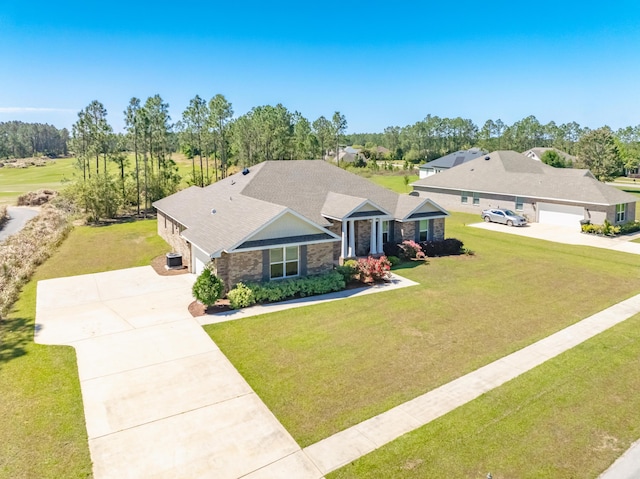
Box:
[367,174,418,193]
[205,212,640,449]
[329,313,640,478]
[0,158,77,206]
[0,219,169,479]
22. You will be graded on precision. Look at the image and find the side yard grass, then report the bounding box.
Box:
[0,219,168,479]
[329,313,640,478]
[366,174,418,193]
[204,212,640,448]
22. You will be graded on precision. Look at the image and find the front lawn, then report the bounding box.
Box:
[0,219,168,479]
[205,213,640,447]
[329,313,640,479]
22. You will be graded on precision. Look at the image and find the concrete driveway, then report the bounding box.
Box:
[470,221,640,255]
[35,266,322,479]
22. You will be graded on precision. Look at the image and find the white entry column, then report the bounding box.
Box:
[348,220,355,257]
[341,220,348,258]
[377,219,384,254]
[369,218,377,255]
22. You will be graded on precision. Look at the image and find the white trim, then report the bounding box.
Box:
[413,185,629,207]
[397,197,449,222]
[323,198,394,221]
[225,207,340,253]
[225,236,339,254]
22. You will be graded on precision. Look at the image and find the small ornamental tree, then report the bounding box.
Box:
[192,267,224,307]
[356,256,392,283]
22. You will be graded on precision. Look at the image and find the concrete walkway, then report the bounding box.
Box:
[198,273,418,326]
[470,221,640,255]
[599,439,640,478]
[302,293,640,475]
[35,266,323,479]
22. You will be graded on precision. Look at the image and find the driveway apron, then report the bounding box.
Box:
[35,266,322,479]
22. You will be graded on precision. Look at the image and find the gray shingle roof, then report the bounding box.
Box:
[154,160,449,256]
[412,150,636,206]
[419,147,487,170]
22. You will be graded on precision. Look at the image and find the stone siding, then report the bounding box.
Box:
[433,217,445,241]
[394,221,415,243]
[307,242,335,275]
[157,212,191,270]
[327,220,343,262]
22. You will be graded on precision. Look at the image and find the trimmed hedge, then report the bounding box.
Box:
[227,270,346,310]
[385,238,465,258]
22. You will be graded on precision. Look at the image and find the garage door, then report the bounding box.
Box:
[538,202,584,227]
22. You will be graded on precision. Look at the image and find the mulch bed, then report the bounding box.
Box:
[150,255,189,276]
[188,299,232,317]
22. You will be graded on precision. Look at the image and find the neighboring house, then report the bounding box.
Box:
[418,148,487,178]
[523,147,576,164]
[154,160,448,289]
[411,150,637,228]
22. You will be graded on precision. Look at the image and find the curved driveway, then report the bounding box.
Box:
[0,206,39,242]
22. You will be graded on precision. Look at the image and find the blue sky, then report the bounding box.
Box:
[1,1,640,134]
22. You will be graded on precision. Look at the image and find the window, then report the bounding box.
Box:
[515,197,524,211]
[462,191,479,205]
[418,219,429,241]
[616,203,626,222]
[382,220,389,243]
[270,246,299,279]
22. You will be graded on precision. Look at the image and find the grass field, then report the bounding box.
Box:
[366,174,418,193]
[0,157,77,206]
[0,219,169,479]
[0,153,197,207]
[205,212,640,449]
[329,313,640,478]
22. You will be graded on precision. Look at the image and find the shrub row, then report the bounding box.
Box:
[0,205,72,318]
[579,219,640,237]
[227,270,346,310]
[384,238,465,258]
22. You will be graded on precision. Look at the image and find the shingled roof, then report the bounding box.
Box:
[419,147,487,170]
[412,150,636,206]
[154,160,448,257]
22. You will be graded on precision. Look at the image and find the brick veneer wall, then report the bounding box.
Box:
[355,220,372,256]
[394,221,415,243]
[217,250,263,291]
[327,220,342,262]
[307,242,335,275]
[433,218,445,241]
[157,212,191,270]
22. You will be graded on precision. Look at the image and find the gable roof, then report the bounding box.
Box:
[412,150,636,206]
[154,160,448,257]
[419,147,487,170]
[522,147,576,163]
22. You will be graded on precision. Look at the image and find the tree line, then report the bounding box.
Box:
[32,93,640,220]
[0,121,69,158]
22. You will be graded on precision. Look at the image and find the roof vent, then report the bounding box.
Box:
[211,209,216,214]
[242,167,250,175]
[484,156,491,160]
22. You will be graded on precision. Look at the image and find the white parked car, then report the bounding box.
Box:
[481,208,527,227]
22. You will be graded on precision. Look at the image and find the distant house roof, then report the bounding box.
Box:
[154,160,448,257]
[523,147,576,163]
[419,147,487,171]
[412,150,636,206]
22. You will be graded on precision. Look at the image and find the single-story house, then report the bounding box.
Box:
[522,147,576,164]
[154,160,448,289]
[411,150,637,227]
[418,148,487,178]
